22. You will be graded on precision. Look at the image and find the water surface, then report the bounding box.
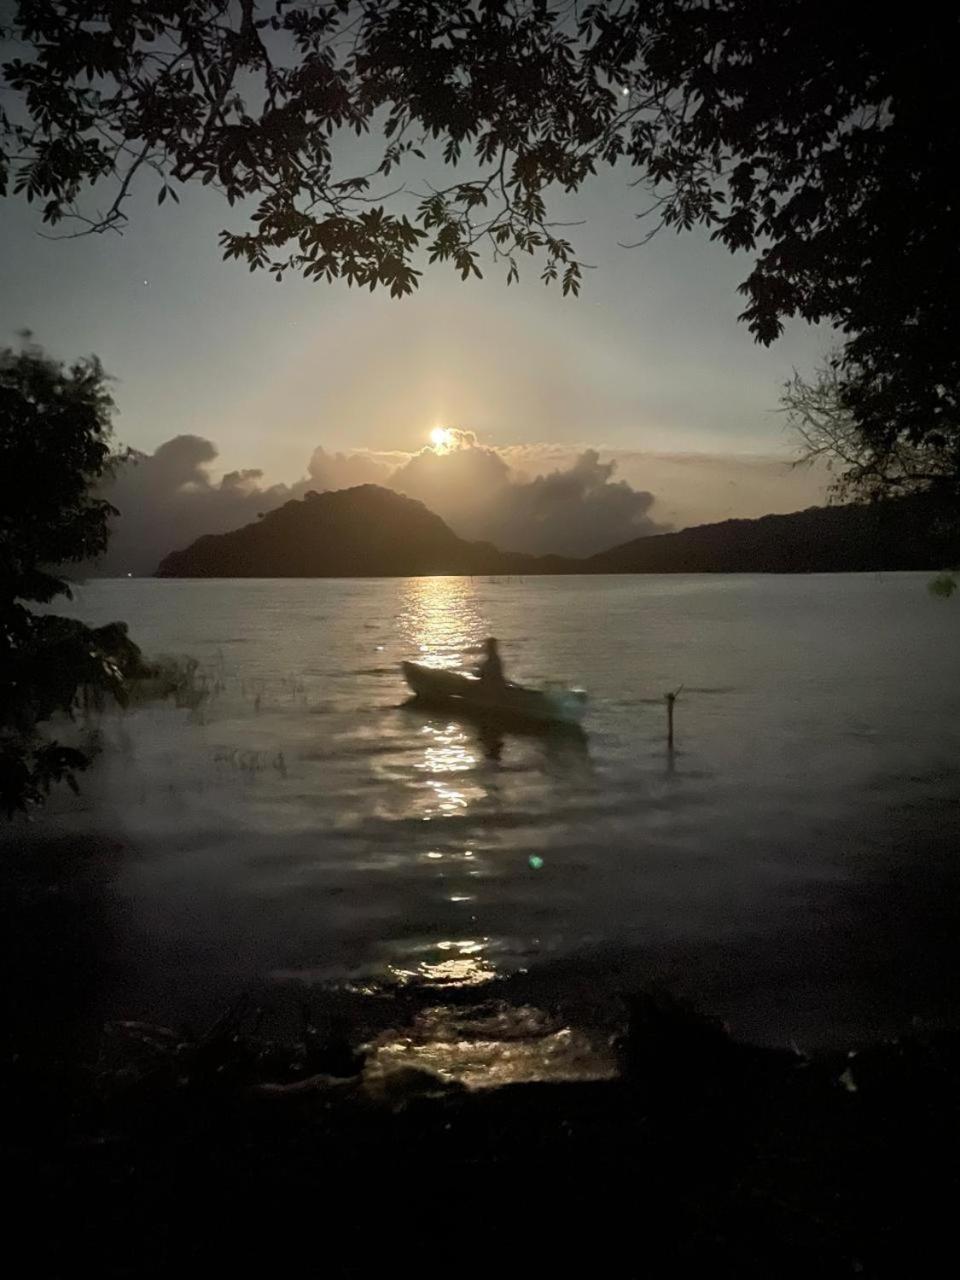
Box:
[9,573,960,1058]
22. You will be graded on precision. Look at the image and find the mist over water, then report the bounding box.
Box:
[12,574,960,1053]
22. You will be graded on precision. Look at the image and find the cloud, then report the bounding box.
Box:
[492,449,661,556]
[84,428,830,575]
[387,440,663,555]
[579,449,830,530]
[306,446,392,490]
[90,435,298,575]
[496,442,831,529]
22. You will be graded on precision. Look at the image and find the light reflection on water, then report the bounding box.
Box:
[16,572,960,1054]
[397,574,486,670]
[415,723,486,818]
[386,579,493,990]
[366,1002,616,1090]
[390,937,496,989]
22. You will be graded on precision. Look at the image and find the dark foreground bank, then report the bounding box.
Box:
[4,835,960,1276]
[5,985,960,1278]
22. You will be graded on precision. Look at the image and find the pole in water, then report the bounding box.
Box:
[664,685,683,751]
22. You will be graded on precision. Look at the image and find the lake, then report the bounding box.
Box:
[7,573,960,1068]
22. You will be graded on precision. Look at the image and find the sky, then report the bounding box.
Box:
[0,144,834,562]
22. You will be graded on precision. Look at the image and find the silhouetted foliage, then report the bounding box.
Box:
[0,338,149,814]
[3,3,959,496]
[783,360,960,593]
[784,359,959,505]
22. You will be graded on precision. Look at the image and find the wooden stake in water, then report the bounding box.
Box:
[665,685,683,751]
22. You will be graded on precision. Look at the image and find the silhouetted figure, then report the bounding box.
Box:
[476,637,506,687]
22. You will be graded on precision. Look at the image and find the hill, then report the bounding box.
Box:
[155,485,576,577]
[591,499,958,574]
[155,486,957,578]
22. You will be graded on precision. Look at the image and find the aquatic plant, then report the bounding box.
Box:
[928,571,958,599]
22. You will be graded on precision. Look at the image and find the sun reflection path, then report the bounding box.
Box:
[393,575,507,982]
[397,575,486,671]
[398,575,490,814]
[390,938,497,988]
[415,722,486,818]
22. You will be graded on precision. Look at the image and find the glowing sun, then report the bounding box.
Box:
[430,427,455,450]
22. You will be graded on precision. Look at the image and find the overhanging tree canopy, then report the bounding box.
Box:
[3,1,958,497]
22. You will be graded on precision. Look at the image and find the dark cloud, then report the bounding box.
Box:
[90,435,297,575]
[499,450,662,555]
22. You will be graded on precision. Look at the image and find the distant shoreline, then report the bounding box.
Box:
[79,567,947,580]
[149,486,958,579]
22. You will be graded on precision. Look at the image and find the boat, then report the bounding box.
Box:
[401,660,587,726]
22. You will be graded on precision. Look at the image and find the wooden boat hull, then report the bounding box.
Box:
[401,661,587,726]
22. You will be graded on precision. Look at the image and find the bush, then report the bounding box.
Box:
[0,337,145,815]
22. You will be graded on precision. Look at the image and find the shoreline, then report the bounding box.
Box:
[5,822,960,1064]
[4,833,959,1271]
[6,987,959,1274]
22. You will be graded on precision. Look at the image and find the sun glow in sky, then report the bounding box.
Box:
[430,427,456,450]
[0,155,834,524]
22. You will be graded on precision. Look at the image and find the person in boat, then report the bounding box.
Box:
[476,636,506,687]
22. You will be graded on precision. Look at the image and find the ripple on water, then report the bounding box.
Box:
[365,1001,615,1090]
[27,573,960,1052]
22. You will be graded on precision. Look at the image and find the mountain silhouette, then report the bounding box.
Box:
[591,499,958,574]
[155,486,956,577]
[155,485,575,577]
